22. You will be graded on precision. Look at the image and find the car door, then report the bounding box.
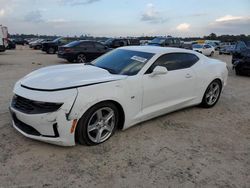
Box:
[78,42,95,61]
[233,41,246,63]
[94,42,107,58]
[141,53,199,117]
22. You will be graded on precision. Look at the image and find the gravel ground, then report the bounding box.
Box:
[0,46,249,188]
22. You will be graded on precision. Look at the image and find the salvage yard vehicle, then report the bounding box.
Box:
[232,41,250,64]
[219,45,235,55]
[232,41,250,76]
[58,40,110,63]
[42,37,80,54]
[148,37,183,48]
[192,44,215,56]
[29,39,48,49]
[9,46,228,146]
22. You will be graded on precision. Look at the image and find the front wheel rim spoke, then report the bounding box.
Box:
[88,122,98,132]
[96,110,103,121]
[104,112,114,124]
[96,129,103,143]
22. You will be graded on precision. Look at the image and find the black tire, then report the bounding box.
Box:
[76,102,119,146]
[76,54,86,63]
[210,51,214,56]
[235,68,242,76]
[200,79,222,108]
[47,47,55,54]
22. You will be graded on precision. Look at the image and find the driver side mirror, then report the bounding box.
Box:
[150,66,168,77]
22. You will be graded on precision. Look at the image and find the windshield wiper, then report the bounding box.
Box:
[98,66,118,74]
[84,62,94,66]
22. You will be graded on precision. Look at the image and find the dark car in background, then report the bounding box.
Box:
[6,39,16,49]
[29,39,50,49]
[13,38,27,45]
[58,40,110,63]
[232,41,250,64]
[148,37,183,48]
[42,37,80,54]
[232,41,250,76]
[103,38,140,48]
[219,45,235,55]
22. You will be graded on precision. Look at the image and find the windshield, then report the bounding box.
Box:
[52,37,61,43]
[64,41,80,47]
[193,44,202,48]
[92,49,154,76]
[149,38,166,44]
[104,39,114,45]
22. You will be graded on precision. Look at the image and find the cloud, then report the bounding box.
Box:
[215,15,243,22]
[24,10,44,23]
[59,0,101,6]
[0,9,5,17]
[208,15,250,35]
[141,3,166,24]
[176,23,190,31]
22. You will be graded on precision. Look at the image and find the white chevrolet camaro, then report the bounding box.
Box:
[10,46,228,146]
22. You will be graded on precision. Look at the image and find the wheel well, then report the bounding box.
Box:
[81,100,125,130]
[213,78,222,87]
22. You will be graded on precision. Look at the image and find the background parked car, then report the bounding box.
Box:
[232,41,250,64]
[13,38,27,45]
[58,40,110,63]
[219,45,235,55]
[104,38,130,48]
[148,37,183,48]
[42,37,80,54]
[6,39,16,49]
[192,44,215,56]
[29,39,51,49]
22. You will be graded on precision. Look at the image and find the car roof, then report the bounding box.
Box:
[120,46,195,55]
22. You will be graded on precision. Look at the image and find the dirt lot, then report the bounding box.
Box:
[0,46,249,188]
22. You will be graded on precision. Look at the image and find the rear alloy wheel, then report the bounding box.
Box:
[76,102,119,145]
[201,80,222,108]
[76,54,86,63]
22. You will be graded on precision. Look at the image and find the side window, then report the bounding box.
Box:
[95,43,105,50]
[79,42,94,48]
[58,38,67,44]
[204,45,211,48]
[146,53,199,74]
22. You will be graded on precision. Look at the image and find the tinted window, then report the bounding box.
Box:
[193,44,202,48]
[79,42,94,48]
[92,49,154,75]
[150,38,166,44]
[64,41,80,47]
[95,42,105,50]
[204,45,211,48]
[146,53,199,73]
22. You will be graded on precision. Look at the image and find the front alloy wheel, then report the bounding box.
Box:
[201,80,222,108]
[76,102,119,145]
[76,54,86,63]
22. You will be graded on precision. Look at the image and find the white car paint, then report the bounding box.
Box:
[193,44,215,56]
[10,46,228,146]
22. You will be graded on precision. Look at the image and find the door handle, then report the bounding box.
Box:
[185,73,192,78]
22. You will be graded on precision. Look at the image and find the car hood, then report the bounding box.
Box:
[20,64,127,91]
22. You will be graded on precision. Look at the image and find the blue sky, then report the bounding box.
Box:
[0,0,249,37]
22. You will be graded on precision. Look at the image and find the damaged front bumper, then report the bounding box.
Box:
[9,83,79,146]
